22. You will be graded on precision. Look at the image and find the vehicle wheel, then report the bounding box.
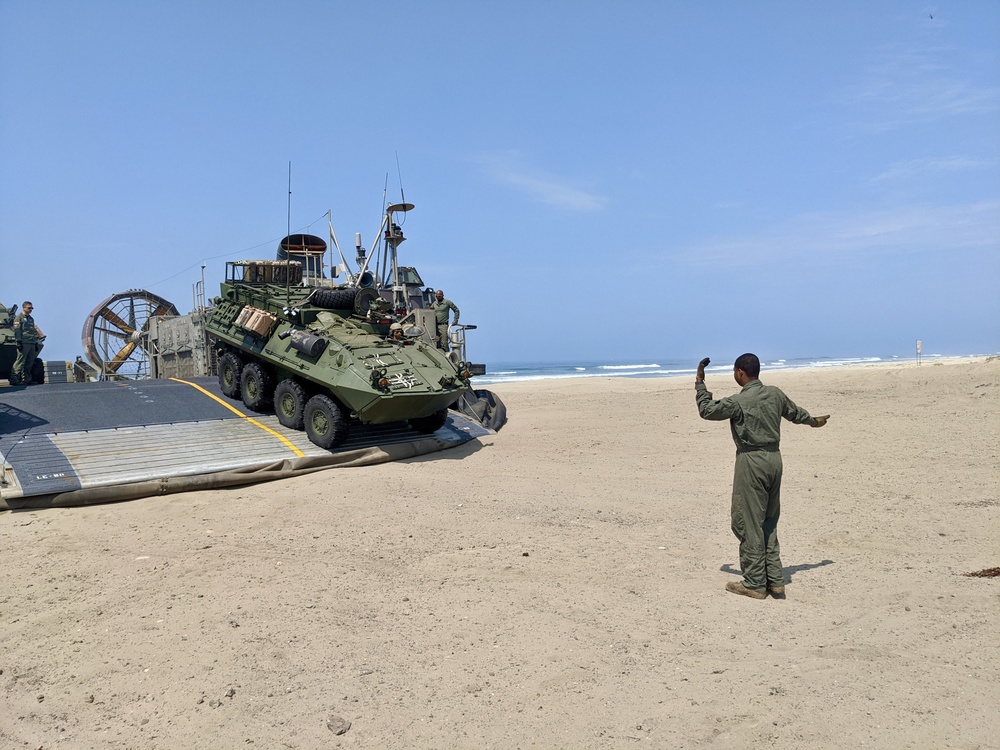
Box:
[304,394,349,449]
[408,408,448,434]
[218,351,244,398]
[312,288,357,310]
[240,362,274,412]
[30,359,45,384]
[274,379,307,430]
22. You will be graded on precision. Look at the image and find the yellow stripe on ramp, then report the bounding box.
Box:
[170,377,305,458]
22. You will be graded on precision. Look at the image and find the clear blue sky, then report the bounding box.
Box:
[2,1,998,366]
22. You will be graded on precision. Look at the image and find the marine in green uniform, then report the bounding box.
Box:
[431,289,460,351]
[12,300,45,385]
[695,353,829,599]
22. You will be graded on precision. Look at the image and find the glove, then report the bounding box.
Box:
[696,357,710,381]
[811,415,830,428]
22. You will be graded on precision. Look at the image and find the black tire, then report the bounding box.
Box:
[408,408,448,434]
[30,359,45,384]
[274,378,307,430]
[304,394,349,449]
[240,361,274,412]
[312,288,357,310]
[218,351,244,398]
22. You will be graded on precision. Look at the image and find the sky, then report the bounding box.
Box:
[1,1,998,368]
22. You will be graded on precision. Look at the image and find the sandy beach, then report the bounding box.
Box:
[1,356,997,749]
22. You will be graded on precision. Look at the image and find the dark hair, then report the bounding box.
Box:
[23,301,32,306]
[734,352,760,378]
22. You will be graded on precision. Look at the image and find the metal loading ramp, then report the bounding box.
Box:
[0,378,491,510]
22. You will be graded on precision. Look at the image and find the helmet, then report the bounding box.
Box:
[390,323,403,332]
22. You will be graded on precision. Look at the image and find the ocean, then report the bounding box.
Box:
[471,353,988,386]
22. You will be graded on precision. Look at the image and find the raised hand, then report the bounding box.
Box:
[696,357,710,381]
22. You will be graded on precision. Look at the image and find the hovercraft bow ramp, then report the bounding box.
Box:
[0,378,493,510]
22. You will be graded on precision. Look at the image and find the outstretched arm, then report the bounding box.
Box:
[781,393,827,426]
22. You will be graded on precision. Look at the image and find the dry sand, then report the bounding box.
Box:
[2,357,998,749]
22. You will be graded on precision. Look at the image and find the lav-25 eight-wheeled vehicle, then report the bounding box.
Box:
[204,255,474,449]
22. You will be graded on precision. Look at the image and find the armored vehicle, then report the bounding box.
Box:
[78,198,505,432]
[1,301,44,385]
[340,201,503,430]
[204,258,473,449]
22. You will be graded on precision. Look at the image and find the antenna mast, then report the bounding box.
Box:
[395,151,406,208]
[285,162,292,301]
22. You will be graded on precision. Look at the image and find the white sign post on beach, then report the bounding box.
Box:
[916,339,922,365]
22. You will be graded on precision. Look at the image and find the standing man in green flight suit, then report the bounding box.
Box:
[695,353,829,600]
[431,289,460,351]
[12,300,45,385]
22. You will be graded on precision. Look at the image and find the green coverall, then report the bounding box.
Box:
[12,311,43,385]
[696,379,817,592]
[431,297,459,351]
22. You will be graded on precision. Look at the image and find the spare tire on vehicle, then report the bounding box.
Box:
[312,288,357,310]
